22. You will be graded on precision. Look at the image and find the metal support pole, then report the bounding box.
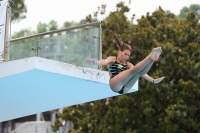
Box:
[4,4,10,61]
[36,37,41,56]
[58,108,63,133]
[36,113,41,133]
[7,121,12,133]
[0,122,2,133]
[51,110,56,123]
[36,113,41,121]
[31,37,41,57]
[51,110,56,133]
[98,23,102,70]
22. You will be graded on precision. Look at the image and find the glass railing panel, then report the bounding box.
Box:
[9,27,100,69]
[38,27,100,69]
[9,39,37,61]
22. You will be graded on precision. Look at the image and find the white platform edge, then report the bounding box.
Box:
[0,57,138,90]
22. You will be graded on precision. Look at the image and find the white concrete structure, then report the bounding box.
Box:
[0,57,138,122]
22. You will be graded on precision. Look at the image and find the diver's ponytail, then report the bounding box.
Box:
[113,33,124,49]
[112,33,132,52]
[106,28,132,51]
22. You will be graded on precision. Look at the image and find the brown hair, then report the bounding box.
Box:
[113,34,132,52]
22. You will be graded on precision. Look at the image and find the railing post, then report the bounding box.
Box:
[31,37,42,57]
[98,23,102,70]
[1,3,10,62]
[4,4,10,61]
[37,37,41,57]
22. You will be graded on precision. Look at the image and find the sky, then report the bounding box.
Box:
[11,0,200,34]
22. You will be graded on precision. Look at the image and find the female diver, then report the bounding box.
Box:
[86,34,165,94]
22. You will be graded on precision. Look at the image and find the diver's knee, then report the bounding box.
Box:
[130,66,142,72]
[122,87,130,94]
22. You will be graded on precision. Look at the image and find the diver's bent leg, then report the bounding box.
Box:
[110,48,161,92]
[122,61,154,93]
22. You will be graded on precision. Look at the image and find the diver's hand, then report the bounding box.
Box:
[153,77,165,84]
[86,58,97,65]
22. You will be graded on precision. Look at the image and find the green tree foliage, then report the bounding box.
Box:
[63,21,79,28]
[37,22,48,33]
[52,2,200,133]
[2,0,28,22]
[49,20,58,31]
[12,20,59,38]
[11,28,35,39]
[177,4,200,20]
[36,20,59,33]
[13,20,79,38]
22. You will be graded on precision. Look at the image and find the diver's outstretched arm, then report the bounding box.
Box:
[142,74,165,84]
[86,56,114,66]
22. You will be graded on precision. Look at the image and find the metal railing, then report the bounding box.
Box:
[9,21,102,69]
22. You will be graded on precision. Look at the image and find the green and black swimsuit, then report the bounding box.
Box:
[108,58,129,78]
[108,57,129,94]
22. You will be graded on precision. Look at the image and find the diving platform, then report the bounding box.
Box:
[0,57,138,122]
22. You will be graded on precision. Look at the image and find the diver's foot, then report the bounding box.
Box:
[150,47,162,61]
